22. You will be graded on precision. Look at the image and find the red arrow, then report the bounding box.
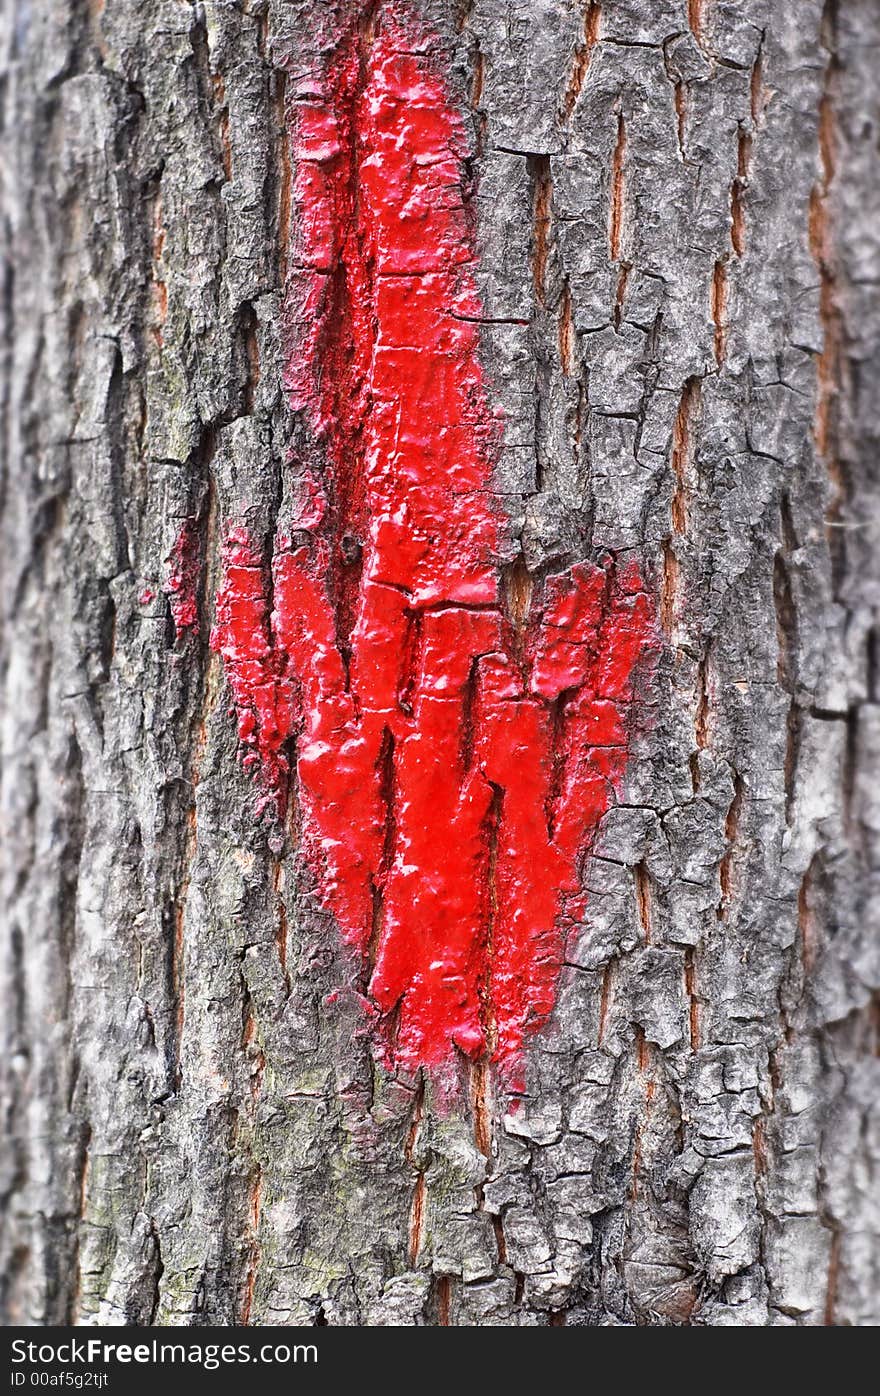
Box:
[211,3,655,1090]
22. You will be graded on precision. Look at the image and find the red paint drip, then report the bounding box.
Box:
[164,519,201,637]
[211,3,655,1087]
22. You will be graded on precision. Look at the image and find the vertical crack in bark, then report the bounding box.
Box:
[471,39,488,155]
[191,12,233,185]
[597,958,615,1045]
[241,979,266,1103]
[502,554,533,665]
[471,47,485,109]
[530,155,553,306]
[479,783,504,1060]
[559,278,575,373]
[809,1,846,594]
[470,1055,498,1262]
[454,0,475,33]
[750,32,766,127]
[797,853,821,976]
[711,258,728,366]
[237,302,261,415]
[662,378,701,642]
[434,1274,452,1324]
[717,770,745,922]
[470,1059,492,1159]
[634,861,652,942]
[497,1211,511,1267]
[368,0,385,44]
[687,0,708,54]
[774,507,798,676]
[613,261,630,331]
[842,703,859,836]
[774,505,801,824]
[405,1076,426,1266]
[609,110,626,264]
[573,374,587,487]
[146,1220,164,1327]
[629,1028,654,1202]
[684,947,701,1050]
[560,2,601,123]
[367,725,397,982]
[502,555,534,631]
[211,71,232,183]
[149,185,167,350]
[730,125,752,258]
[544,692,570,840]
[752,1034,779,1293]
[752,1115,768,1180]
[670,377,701,535]
[251,3,269,60]
[691,644,712,791]
[106,342,133,576]
[660,539,680,637]
[493,1213,509,1266]
[407,1173,427,1266]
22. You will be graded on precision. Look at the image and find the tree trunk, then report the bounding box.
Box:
[1,0,878,1328]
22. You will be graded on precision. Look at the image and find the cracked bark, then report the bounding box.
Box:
[1,0,878,1327]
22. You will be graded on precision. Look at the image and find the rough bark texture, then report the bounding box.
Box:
[1,0,878,1327]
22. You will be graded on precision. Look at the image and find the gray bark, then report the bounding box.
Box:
[1,0,878,1327]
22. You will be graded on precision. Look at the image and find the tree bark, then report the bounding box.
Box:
[1,0,878,1327]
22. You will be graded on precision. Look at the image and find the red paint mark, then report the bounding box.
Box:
[212,526,296,816]
[138,585,156,606]
[164,519,200,637]
[211,2,655,1087]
